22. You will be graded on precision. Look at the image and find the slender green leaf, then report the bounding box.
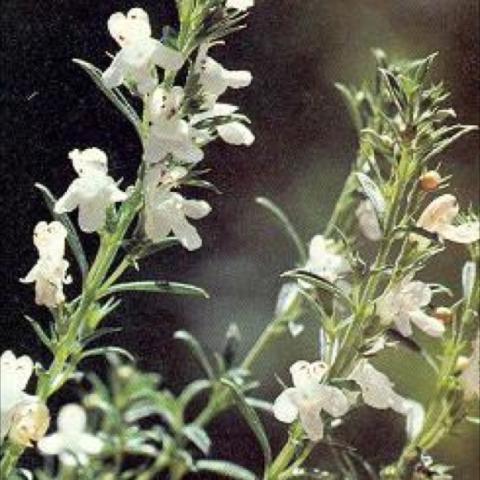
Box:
[182,424,211,455]
[256,197,307,264]
[73,58,142,140]
[35,183,89,280]
[195,460,257,480]
[81,346,135,362]
[101,280,209,299]
[282,270,352,307]
[335,83,362,133]
[221,378,272,469]
[356,172,386,219]
[174,330,215,380]
[179,379,211,409]
[24,315,52,350]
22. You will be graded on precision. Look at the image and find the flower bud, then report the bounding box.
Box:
[419,171,442,192]
[8,401,50,447]
[455,355,470,373]
[433,306,453,324]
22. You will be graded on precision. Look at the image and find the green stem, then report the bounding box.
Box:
[267,423,304,479]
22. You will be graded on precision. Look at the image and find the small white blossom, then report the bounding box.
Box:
[102,8,184,94]
[348,360,424,439]
[0,351,36,442]
[191,103,254,146]
[144,87,204,165]
[305,235,351,284]
[459,334,480,401]
[273,361,349,441]
[415,194,480,245]
[195,44,252,102]
[38,404,103,466]
[55,148,128,233]
[21,221,71,307]
[356,199,382,241]
[8,401,50,447]
[376,276,445,338]
[145,182,211,250]
[225,0,254,11]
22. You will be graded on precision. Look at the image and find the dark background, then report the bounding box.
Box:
[1,0,479,478]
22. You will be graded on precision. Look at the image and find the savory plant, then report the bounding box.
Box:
[0,1,478,479]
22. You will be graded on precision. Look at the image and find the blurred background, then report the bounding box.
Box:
[1,0,479,477]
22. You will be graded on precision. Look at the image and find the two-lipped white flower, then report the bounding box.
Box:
[102,8,183,94]
[144,166,211,251]
[1,351,36,442]
[55,148,128,233]
[459,334,479,401]
[38,404,103,466]
[225,0,254,11]
[348,360,424,439]
[273,361,349,441]
[191,103,254,146]
[21,221,71,307]
[195,44,252,104]
[376,276,445,338]
[144,87,204,165]
[415,194,479,245]
[305,235,351,284]
[356,199,382,241]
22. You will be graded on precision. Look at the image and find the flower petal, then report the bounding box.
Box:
[273,389,299,423]
[317,385,349,418]
[217,122,255,146]
[38,433,64,455]
[437,222,480,244]
[58,404,86,434]
[78,433,103,455]
[299,402,324,441]
[152,42,184,71]
[409,311,445,337]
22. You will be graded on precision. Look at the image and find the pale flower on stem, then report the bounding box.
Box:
[376,276,445,338]
[38,404,103,466]
[8,401,50,447]
[195,44,252,104]
[356,199,382,241]
[348,360,424,439]
[191,103,255,146]
[54,148,128,233]
[305,235,351,284]
[144,86,204,165]
[458,333,480,401]
[415,194,480,245]
[102,8,184,94]
[0,351,37,443]
[144,169,211,251]
[273,361,349,441]
[225,0,254,11]
[20,221,71,308]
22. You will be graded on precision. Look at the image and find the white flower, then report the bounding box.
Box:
[273,361,349,441]
[144,87,204,165]
[8,401,50,447]
[356,200,382,241]
[225,0,254,11]
[145,185,211,251]
[415,194,480,245]
[459,334,480,401]
[195,44,252,101]
[305,235,350,284]
[102,8,184,94]
[0,351,36,442]
[38,404,103,466]
[376,276,445,338]
[191,103,254,146]
[348,360,404,411]
[55,148,128,233]
[348,360,424,439]
[21,221,71,307]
